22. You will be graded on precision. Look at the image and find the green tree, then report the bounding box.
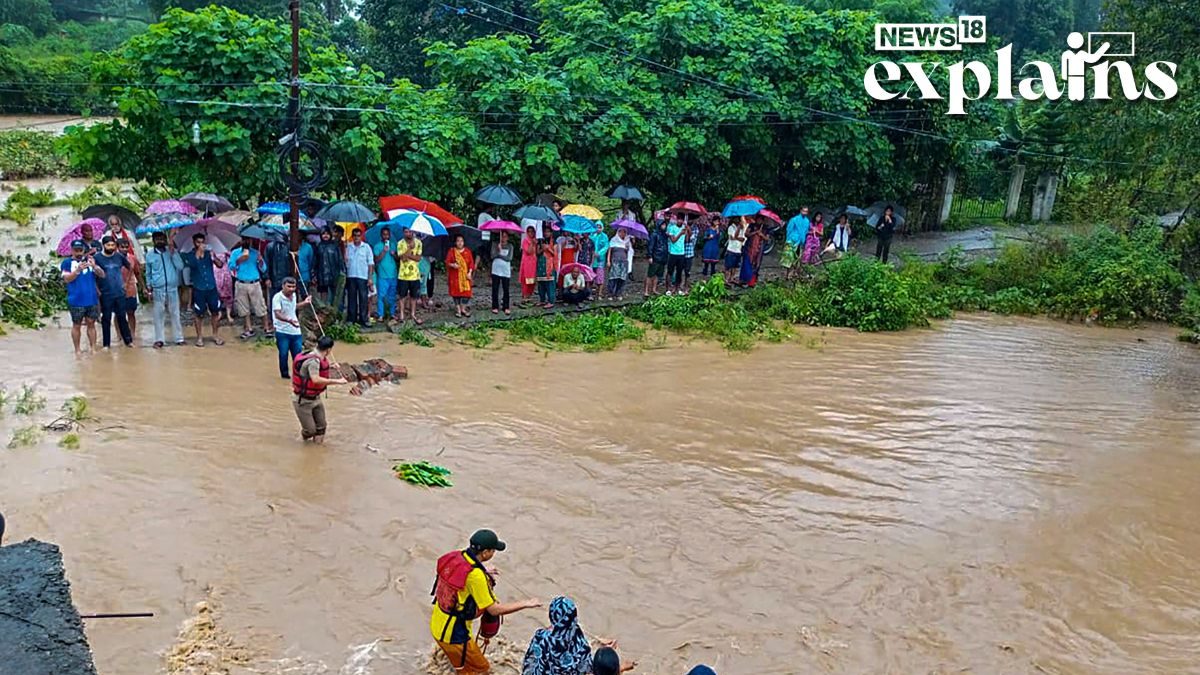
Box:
[951,0,1073,57]
[0,0,56,35]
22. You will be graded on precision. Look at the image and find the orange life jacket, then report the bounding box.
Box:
[292,353,329,399]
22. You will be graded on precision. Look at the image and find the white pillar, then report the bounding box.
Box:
[938,167,957,227]
[1005,164,1025,220]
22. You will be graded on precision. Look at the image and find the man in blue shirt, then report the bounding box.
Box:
[94,235,133,349]
[373,226,398,322]
[143,231,185,348]
[229,236,271,339]
[784,207,811,280]
[60,239,100,355]
[665,215,687,295]
[182,232,225,347]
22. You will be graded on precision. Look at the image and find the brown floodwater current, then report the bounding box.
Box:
[2,314,1199,674]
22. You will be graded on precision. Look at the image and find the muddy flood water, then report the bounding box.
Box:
[2,314,1200,674]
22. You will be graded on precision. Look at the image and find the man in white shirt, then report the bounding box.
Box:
[343,227,375,327]
[724,218,747,284]
[272,277,311,379]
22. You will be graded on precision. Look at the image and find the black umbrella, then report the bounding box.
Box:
[475,185,522,206]
[866,200,907,218]
[536,192,562,207]
[608,184,644,201]
[181,192,234,215]
[514,204,560,222]
[299,196,327,218]
[237,223,285,241]
[81,204,139,230]
[811,204,837,222]
[315,200,376,223]
[448,223,484,251]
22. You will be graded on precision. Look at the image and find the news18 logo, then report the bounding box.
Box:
[864,16,1179,114]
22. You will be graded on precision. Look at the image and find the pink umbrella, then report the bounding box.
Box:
[610,218,648,239]
[759,209,783,225]
[146,199,198,216]
[479,219,523,234]
[56,218,107,256]
[559,262,596,282]
[668,201,707,216]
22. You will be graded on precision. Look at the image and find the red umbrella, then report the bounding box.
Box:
[379,194,463,226]
[668,201,707,216]
[759,209,783,225]
[732,195,767,204]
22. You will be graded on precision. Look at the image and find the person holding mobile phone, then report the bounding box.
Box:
[61,240,101,355]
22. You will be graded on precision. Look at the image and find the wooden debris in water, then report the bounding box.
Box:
[333,358,409,396]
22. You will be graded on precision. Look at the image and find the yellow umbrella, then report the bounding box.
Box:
[561,204,603,221]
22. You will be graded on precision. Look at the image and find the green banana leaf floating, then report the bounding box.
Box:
[393,461,453,487]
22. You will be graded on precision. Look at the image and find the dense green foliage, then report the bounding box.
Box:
[505,311,645,351]
[0,131,70,178]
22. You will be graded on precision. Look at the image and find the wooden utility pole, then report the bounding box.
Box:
[288,0,302,254]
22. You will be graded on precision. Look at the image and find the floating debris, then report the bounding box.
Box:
[393,462,452,488]
[334,359,408,397]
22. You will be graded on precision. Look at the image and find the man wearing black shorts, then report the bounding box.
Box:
[396,227,424,325]
[182,233,225,347]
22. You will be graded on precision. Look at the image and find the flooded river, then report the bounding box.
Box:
[2,313,1199,674]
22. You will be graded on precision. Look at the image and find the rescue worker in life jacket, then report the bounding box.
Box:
[292,335,349,443]
[431,529,541,673]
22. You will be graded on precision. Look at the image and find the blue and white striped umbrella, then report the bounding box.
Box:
[136,211,195,235]
[382,209,449,237]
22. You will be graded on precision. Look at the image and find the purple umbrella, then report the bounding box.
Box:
[610,218,648,239]
[56,218,106,256]
[146,200,198,216]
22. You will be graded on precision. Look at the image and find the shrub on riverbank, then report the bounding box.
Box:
[0,131,70,179]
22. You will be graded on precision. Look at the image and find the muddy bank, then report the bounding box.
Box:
[0,539,98,675]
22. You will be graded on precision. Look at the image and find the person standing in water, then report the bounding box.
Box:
[182,233,225,347]
[144,231,185,348]
[94,235,133,350]
[291,335,349,443]
[61,239,100,355]
[432,530,541,674]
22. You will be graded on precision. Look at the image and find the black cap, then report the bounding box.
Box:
[70,239,85,249]
[469,529,506,552]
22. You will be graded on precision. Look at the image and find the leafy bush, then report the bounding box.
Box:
[0,202,34,226]
[506,311,644,351]
[325,321,370,344]
[0,130,71,178]
[985,287,1041,315]
[396,325,434,348]
[805,255,946,332]
[5,184,56,208]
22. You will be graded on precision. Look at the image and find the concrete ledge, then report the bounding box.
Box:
[0,539,97,675]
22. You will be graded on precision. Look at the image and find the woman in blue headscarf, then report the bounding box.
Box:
[522,597,635,674]
[522,596,592,675]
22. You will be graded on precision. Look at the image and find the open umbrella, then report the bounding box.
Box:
[866,201,907,229]
[561,214,597,235]
[146,200,199,216]
[447,223,484,252]
[380,209,449,238]
[256,201,290,215]
[536,192,562,207]
[181,192,234,215]
[837,205,871,219]
[475,185,522,206]
[608,185,644,201]
[759,209,783,225]
[668,201,706,216]
[479,219,523,234]
[514,204,560,222]
[56,218,107,256]
[559,262,596,283]
[867,210,907,229]
[316,200,376,223]
[258,212,320,232]
[237,222,283,241]
[732,194,766,204]
[379,194,463,226]
[561,204,604,221]
[610,218,648,239]
[137,212,195,235]
[81,204,139,230]
[722,200,765,218]
[174,220,241,255]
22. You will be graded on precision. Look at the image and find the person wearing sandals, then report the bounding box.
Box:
[229,236,271,340]
[446,234,477,318]
[490,231,513,315]
[182,232,225,347]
